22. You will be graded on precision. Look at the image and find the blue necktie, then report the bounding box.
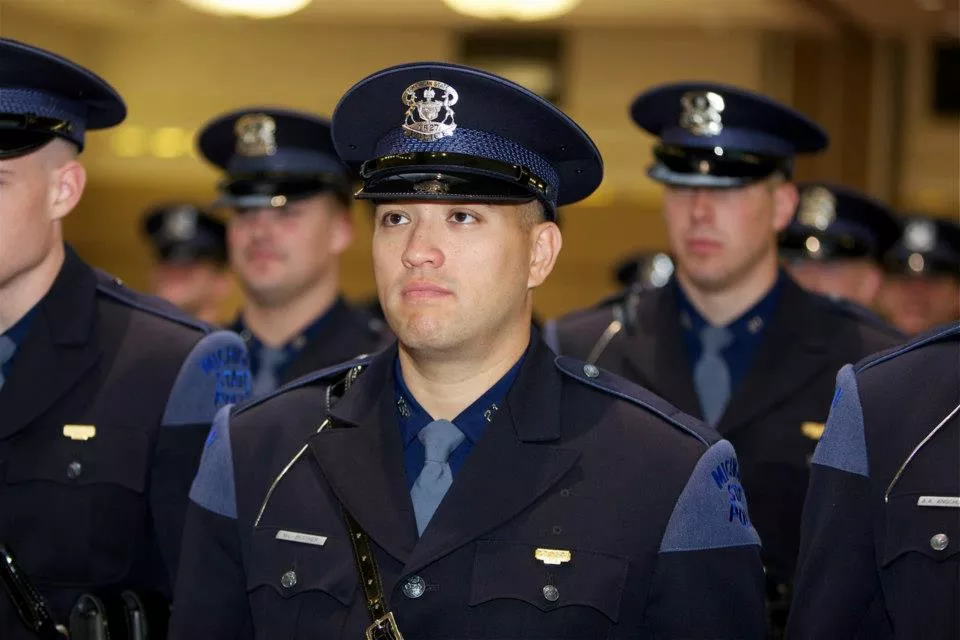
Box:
[252,346,286,397]
[0,335,16,394]
[410,419,465,535]
[693,326,733,426]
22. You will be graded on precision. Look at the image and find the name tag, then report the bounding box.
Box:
[917,496,960,508]
[801,422,825,440]
[275,530,328,547]
[63,424,96,441]
[535,548,572,565]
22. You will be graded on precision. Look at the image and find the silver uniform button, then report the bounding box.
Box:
[582,364,600,378]
[930,533,949,552]
[280,570,298,589]
[67,461,82,480]
[402,575,426,599]
[542,584,560,602]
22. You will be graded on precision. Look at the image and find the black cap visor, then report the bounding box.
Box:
[0,114,73,159]
[649,145,792,188]
[217,174,351,210]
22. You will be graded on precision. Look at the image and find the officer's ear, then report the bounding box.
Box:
[769,176,798,233]
[525,203,562,289]
[45,140,86,222]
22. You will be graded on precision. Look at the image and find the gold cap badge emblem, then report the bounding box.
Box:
[680,91,725,137]
[402,80,458,142]
[234,113,277,157]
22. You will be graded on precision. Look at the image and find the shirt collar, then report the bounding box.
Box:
[233,296,346,357]
[395,353,525,447]
[674,270,784,340]
[2,306,37,347]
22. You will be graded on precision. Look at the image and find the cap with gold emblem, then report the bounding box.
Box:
[0,38,126,159]
[142,203,227,266]
[197,107,351,209]
[883,214,960,279]
[630,82,827,188]
[330,62,603,218]
[779,183,900,264]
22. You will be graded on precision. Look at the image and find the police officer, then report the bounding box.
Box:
[779,182,900,307]
[789,321,959,638]
[142,203,232,324]
[547,82,903,635]
[170,62,765,639]
[198,108,388,396]
[0,38,250,638]
[877,213,960,335]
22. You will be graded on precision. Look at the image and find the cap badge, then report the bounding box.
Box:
[904,219,937,253]
[680,91,725,137]
[234,113,277,157]
[164,207,198,241]
[798,186,836,231]
[402,80,458,142]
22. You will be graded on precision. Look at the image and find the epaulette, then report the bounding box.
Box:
[554,355,718,447]
[94,269,210,333]
[855,321,959,374]
[232,352,376,417]
[814,293,903,339]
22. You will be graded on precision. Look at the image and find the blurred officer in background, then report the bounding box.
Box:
[548,82,903,637]
[877,213,960,335]
[142,203,232,324]
[779,182,900,308]
[198,108,389,397]
[613,251,675,290]
[0,38,250,639]
[789,321,959,639]
[171,62,765,640]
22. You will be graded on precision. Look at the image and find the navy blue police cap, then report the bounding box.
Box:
[883,213,960,279]
[779,183,900,263]
[614,251,674,289]
[0,38,126,159]
[143,203,228,266]
[630,82,828,188]
[331,62,603,218]
[197,107,351,209]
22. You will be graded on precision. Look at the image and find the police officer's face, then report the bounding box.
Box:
[878,274,960,335]
[150,261,231,322]
[0,140,84,291]
[227,193,353,307]
[372,201,560,354]
[786,259,883,307]
[661,178,797,292]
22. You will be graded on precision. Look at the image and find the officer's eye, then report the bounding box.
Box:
[450,210,478,224]
[381,211,409,227]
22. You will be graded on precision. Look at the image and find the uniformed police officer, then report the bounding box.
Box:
[546,82,904,636]
[170,63,766,639]
[0,38,250,638]
[779,182,900,307]
[877,213,960,335]
[142,203,232,324]
[789,321,959,639]
[198,108,389,397]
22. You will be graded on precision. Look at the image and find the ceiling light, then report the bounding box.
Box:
[178,0,312,19]
[443,0,581,21]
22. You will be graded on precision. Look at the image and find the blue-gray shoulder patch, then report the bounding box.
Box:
[659,439,761,553]
[94,269,210,332]
[189,405,237,519]
[554,356,717,447]
[233,352,376,417]
[162,331,252,426]
[856,321,959,374]
[811,365,869,477]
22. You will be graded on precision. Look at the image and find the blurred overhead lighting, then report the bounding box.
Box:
[443,0,581,21]
[178,0,312,18]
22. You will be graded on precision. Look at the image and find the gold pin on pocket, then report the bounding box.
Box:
[801,422,825,440]
[535,548,572,566]
[63,424,96,441]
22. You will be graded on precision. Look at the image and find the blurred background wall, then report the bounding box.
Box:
[1,0,957,319]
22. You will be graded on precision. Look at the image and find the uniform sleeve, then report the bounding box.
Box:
[787,364,883,639]
[151,330,251,588]
[645,439,766,639]
[168,405,254,639]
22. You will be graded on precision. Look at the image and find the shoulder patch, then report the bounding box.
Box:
[856,321,959,374]
[95,269,210,333]
[554,355,717,447]
[189,405,237,518]
[816,294,903,340]
[162,330,252,426]
[659,439,761,553]
[811,364,869,477]
[233,352,376,417]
